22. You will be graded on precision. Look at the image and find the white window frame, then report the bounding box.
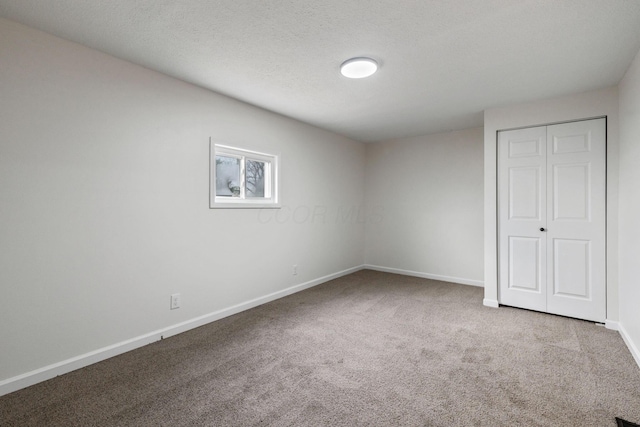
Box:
[210,142,279,209]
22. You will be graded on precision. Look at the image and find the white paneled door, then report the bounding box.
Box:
[498,118,606,322]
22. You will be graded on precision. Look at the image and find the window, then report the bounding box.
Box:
[210,143,279,208]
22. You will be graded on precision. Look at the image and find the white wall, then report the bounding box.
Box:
[0,18,365,392]
[364,128,484,286]
[618,48,640,365]
[482,88,620,319]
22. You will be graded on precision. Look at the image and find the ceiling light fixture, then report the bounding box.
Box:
[340,57,378,79]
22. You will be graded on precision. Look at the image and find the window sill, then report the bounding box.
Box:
[209,202,281,209]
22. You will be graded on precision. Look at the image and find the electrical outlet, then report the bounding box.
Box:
[170,293,181,310]
[292,264,298,276]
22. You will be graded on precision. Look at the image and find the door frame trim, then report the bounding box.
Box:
[483,88,620,325]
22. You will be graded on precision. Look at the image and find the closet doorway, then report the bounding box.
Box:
[498,118,606,322]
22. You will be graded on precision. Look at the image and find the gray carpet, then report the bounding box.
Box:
[1,270,639,426]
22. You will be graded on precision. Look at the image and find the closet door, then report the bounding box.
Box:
[498,118,606,322]
[498,126,548,312]
[545,119,606,322]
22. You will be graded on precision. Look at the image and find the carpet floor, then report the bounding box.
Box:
[1,270,639,426]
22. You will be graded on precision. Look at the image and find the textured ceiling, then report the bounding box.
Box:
[1,1,640,142]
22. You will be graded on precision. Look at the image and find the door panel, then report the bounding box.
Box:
[552,239,590,298]
[509,236,541,292]
[552,132,591,154]
[509,137,543,158]
[509,167,542,220]
[552,163,590,221]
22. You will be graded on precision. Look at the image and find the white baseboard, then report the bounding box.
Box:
[483,299,500,308]
[0,265,364,397]
[605,320,619,331]
[618,323,640,370]
[364,264,484,288]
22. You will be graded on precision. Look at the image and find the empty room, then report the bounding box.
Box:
[1,1,640,426]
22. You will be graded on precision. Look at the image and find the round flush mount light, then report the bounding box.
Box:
[340,57,378,79]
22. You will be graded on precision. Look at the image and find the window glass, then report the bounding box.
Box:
[215,155,240,197]
[246,159,266,198]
